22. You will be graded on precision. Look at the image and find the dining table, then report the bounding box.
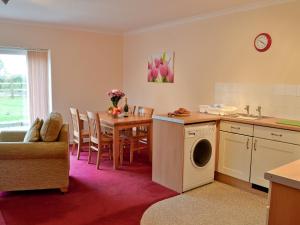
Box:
[79,111,153,169]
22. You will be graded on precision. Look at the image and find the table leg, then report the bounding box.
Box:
[113,126,120,169]
[148,122,153,162]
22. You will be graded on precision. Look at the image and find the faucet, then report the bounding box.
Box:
[244,105,250,115]
[256,106,262,118]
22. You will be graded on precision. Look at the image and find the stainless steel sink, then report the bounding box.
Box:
[236,115,259,120]
[226,113,268,120]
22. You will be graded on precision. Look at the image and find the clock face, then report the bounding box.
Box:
[254,33,272,52]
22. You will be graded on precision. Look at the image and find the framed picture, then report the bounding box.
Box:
[147,51,175,83]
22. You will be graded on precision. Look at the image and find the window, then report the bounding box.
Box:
[0,48,51,131]
[0,50,29,130]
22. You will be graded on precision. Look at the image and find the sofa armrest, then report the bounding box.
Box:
[0,141,69,160]
[0,131,26,142]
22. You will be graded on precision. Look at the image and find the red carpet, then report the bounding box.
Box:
[0,149,177,225]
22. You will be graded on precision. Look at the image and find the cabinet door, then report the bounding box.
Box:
[218,131,252,181]
[251,138,300,188]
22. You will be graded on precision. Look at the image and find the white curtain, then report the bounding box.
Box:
[27,50,49,122]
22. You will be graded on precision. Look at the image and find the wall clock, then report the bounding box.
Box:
[254,33,272,52]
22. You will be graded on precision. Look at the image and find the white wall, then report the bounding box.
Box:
[0,22,123,124]
[123,1,300,118]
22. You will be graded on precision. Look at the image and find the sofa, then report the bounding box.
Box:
[0,124,70,193]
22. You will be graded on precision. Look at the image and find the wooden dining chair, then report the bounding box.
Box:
[86,111,113,169]
[120,106,154,165]
[128,105,136,115]
[70,107,90,160]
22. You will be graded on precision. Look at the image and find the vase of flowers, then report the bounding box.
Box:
[108,89,125,117]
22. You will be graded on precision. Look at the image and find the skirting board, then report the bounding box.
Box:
[215,172,268,198]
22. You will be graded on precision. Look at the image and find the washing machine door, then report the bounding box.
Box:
[191,139,212,168]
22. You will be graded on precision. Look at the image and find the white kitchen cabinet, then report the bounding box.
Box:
[250,137,300,188]
[218,131,252,182]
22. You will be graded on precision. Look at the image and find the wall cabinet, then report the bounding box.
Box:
[218,131,252,182]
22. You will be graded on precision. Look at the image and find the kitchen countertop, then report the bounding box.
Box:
[153,112,300,132]
[153,113,220,125]
[264,159,300,190]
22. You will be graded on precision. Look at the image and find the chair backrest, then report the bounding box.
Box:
[137,106,154,117]
[86,111,101,146]
[136,106,154,133]
[128,105,136,115]
[70,107,81,138]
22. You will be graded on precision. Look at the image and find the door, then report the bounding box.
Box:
[250,138,300,188]
[191,139,212,168]
[218,131,252,181]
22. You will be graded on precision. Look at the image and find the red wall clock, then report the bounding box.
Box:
[254,33,272,52]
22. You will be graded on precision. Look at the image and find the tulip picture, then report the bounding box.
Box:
[147,51,175,83]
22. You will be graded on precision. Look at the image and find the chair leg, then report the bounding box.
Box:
[120,141,124,166]
[72,142,75,155]
[88,143,92,164]
[130,139,134,164]
[109,144,112,160]
[77,140,81,160]
[96,150,101,170]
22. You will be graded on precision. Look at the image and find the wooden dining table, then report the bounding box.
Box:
[79,112,153,169]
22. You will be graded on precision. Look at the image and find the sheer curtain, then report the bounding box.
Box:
[27,50,50,122]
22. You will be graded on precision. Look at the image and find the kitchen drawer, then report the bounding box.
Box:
[254,126,300,145]
[220,121,253,136]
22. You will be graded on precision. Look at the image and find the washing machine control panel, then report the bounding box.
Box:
[185,123,216,138]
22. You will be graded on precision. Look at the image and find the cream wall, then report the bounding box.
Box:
[123,1,300,115]
[0,22,123,124]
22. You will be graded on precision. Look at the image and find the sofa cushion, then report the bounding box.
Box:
[24,118,44,142]
[40,112,63,142]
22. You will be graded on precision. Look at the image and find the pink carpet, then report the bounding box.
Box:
[0,149,177,225]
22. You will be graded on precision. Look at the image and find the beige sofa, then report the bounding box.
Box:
[0,124,70,193]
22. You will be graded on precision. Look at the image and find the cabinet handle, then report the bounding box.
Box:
[271,133,283,137]
[246,138,250,150]
[254,139,257,151]
[231,126,241,130]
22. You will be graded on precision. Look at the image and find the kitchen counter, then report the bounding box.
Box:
[265,159,300,225]
[153,112,300,132]
[153,113,220,125]
[265,159,300,190]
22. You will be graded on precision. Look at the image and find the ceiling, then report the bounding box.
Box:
[0,0,281,33]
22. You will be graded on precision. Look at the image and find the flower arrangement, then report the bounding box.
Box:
[148,51,174,83]
[108,89,125,117]
[108,89,125,107]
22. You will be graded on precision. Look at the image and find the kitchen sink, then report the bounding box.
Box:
[236,115,259,120]
[226,113,267,120]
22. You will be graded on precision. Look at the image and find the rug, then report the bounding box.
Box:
[141,182,268,225]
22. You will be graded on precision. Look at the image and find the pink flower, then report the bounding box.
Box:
[159,64,169,78]
[167,69,174,82]
[108,89,125,98]
[148,68,159,82]
[154,58,163,68]
[152,68,159,79]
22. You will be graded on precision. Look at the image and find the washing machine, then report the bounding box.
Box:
[183,122,216,192]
